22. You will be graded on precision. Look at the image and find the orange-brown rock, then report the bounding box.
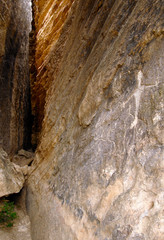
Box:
[31,0,75,139]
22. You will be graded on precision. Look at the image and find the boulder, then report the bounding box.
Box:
[0,148,25,198]
[12,149,34,167]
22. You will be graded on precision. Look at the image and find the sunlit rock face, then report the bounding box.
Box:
[28,0,164,239]
[0,0,32,155]
[31,0,75,144]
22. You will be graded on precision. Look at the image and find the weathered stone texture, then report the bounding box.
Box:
[28,0,164,239]
[31,0,75,139]
[12,149,34,167]
[0,0,32,154]
[0,148,25,198]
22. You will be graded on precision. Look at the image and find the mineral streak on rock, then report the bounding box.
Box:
[27,0,164,239]
[26,0,164,239]
[31,0,75,140]
[0,0,32,155]
[0,0,156,239]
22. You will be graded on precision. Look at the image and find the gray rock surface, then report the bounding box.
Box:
[27,0,164,240]
[1,0,163,239]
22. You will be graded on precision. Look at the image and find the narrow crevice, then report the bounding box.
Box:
[29,0,38,150]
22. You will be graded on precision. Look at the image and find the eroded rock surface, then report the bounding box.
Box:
[0,148,25,198]
[31,0,75,141]
[12,149,34,167]
[0,0,32,154]
[27,0,164,239]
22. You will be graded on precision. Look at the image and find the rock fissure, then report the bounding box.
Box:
[0,0,164,240]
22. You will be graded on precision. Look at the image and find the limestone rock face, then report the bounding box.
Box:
[0,0,32,154]
[28,0,164,239]
[0,148,25,198]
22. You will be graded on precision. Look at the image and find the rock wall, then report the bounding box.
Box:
[31,0,75,142]
[28,0,164,239]
[0,0,32,155]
